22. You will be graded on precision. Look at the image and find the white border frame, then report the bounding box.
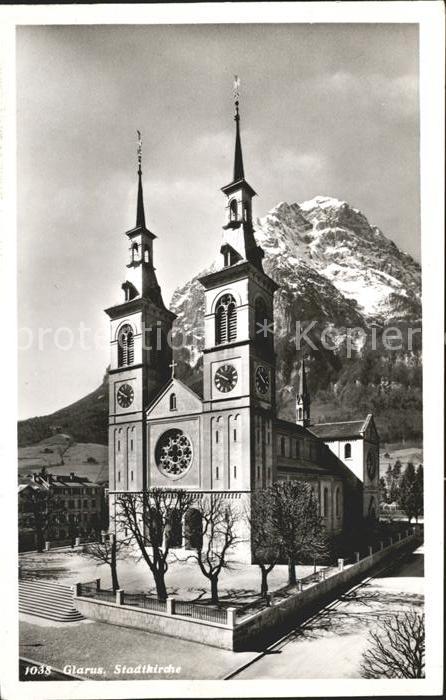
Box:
[0,2,443,698]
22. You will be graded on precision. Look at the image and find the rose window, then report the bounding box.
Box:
[155,429,193,478]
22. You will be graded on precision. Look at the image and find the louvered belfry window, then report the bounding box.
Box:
[215,294,237,345]
[117,324,134,367]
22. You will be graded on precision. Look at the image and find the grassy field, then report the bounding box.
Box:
[18,439,108,483]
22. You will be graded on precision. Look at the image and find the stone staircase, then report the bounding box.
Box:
[19,580,84,622]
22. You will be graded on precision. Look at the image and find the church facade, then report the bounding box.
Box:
[105,97,379,560]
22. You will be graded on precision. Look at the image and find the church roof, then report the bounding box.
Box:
[309,418,369,440]
[274,418,312,437]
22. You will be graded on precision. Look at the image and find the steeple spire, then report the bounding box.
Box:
[296,355,311,428]
[136,130,146,229]
[233,76,245,182]
[298,355,308,397]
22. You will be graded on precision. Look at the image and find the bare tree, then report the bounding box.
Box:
[361,611,425,678]
[83,533,128,591]
[115,489,193,601]
[21,487,63,553]
[249,489,279,596]
[186,495,242,605]
[269,481,329,585]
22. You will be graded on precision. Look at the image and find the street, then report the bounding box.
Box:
[230,545,424,679]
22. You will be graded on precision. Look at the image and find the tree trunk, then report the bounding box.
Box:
[36,531,44,553]
[110,537,119,591]
[210,576,219,605]
[153,571,167,601]
[288,559,296,585]
[260,566,269,596]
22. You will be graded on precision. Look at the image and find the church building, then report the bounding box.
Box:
[105,89,380,560]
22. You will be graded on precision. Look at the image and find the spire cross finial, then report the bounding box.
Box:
[169,360,178,378]
[137,130,142,174]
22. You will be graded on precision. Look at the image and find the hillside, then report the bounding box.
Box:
[18,374,109,447]
[18,196,422,447]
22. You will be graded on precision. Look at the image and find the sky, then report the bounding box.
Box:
[17,23,420,419]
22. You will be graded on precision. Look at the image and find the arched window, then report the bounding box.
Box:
[229,199,238,221]
[166,509,182,548]
[184,508,203,550]
[215,294,237,344]
[323,487,329,517]
[117,324,134,367]
[144,249,149,263]
[131,242,138,262]
[243,203,249,222]
[344,443,352,459]
[335,487,341,517]
[169,393,177,411]
[147,508,163,547]
[298,408,303,420]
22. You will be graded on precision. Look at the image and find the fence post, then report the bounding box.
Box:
[226,607,236,628]
[368,546,373,557]
[380,541,384,550]
[95,578,101,591]
[166,598,175,615]
[337,558,344,571]
[75,537,81,547]
[398,533,401,541]
[389,536,393,545]
[74,582,81,597]
[115,589,123,605]
[355,552,360,563]
[45,541,50,551]
[298,581,303,592]
[320,569,326,580]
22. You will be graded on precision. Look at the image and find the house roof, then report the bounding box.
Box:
[309,418,368,440]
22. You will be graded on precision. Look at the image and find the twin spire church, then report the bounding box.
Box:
[105,89,380,558]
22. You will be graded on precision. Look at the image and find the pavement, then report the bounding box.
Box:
[19,617,258,681]
[229,545,424,679]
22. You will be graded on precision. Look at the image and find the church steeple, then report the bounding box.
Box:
[112,131,168,309]
[220,77,264,271]
[296,356,311,428]
[233,98,245,182]
[136,130,146,229]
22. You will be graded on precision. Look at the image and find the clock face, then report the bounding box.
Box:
[116,383,134,408]
[256,366,270,395]
[214,364,238,393]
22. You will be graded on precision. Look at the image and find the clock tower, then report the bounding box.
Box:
[199,80,278,493]
[105,134,176,498]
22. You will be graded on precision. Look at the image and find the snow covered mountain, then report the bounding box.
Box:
[256,196,421,323]
[170,197,422,443]
[171,196,421,354]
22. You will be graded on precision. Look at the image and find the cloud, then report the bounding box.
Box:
[274,148,327,176]
[321,70,418,120]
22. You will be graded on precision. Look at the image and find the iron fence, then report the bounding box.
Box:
[121,592,166,613]
[174,600,228,625]
[78,580,115,602]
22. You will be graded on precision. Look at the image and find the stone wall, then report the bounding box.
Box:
[233,533,420,650]
[74,595,235,650]
[74,533,420,651]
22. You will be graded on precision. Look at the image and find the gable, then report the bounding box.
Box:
[363,414,379,443]
[146,378,203,420]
